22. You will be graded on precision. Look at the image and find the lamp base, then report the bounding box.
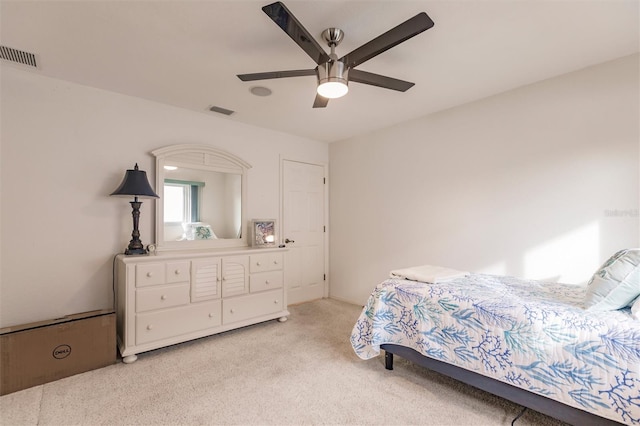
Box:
[124,247,148,256]
[123,199,148,255]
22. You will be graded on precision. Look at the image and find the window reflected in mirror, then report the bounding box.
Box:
[164,180,201,224]
[162,167,241,242]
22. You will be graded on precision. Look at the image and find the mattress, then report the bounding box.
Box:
[350,274,640,424]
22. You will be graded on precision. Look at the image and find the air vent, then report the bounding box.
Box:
[209,106,235,116]
[0,45,37,68]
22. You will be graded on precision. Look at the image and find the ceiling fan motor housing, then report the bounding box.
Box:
[317,60,348,85]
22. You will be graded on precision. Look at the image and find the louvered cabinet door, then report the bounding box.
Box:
[221,256,249,297]
[190,258,222,302]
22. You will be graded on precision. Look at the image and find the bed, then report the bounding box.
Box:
[350,266,640,425]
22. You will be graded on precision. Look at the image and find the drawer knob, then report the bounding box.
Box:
[274,300,278,304]
[265,280,270,285]
[208,313,215,318]
[147,325,153,330]
[146,272,153,278]
[161,295,167,300]
[273,260,278,265]
[256,262,261,266]
[230,309,235,314]
[174,269,180,275]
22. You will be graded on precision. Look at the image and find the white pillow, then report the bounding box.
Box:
[585,248,640,312]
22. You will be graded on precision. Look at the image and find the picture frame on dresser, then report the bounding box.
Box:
[250,219,276,247]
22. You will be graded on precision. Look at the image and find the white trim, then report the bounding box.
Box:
[152,144,252,170]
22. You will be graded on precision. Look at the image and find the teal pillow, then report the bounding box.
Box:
[585,248,640,312]
[632,296,640,320]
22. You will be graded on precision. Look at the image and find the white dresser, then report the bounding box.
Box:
[115,247,288,363]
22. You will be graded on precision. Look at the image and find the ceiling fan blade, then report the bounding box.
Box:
[262,2,331,65]
[340,12,434,69]
[349,69,414,92]
[237,69,316,81]
[313,93,329,108]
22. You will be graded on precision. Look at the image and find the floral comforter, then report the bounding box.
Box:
[350,274,640,424]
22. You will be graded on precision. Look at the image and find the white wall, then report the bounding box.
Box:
[0,67,328,328]
[329,54,640,305]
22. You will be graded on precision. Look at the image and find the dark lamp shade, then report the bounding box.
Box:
[110,164,159,198]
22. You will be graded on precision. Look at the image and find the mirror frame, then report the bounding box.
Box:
[152,144,251,251]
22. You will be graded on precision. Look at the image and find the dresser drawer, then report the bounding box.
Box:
[166,261,189,284]
[135,263,166,287]
[135,300,222,345]
[136,283,190,313]
[249,252,283,273]
[249,271,283,293]
[222,290,283,324]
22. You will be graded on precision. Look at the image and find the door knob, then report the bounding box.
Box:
[285,238,295,243]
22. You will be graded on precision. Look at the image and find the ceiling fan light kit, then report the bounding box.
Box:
[317,61,349,99]
[237,1,434,108]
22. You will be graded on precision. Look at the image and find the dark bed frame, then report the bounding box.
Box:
[381,344,623,426]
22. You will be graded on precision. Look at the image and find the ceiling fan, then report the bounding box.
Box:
[237,2,435,108]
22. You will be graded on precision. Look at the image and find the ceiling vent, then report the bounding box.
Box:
[209,106,235,116]
[0,45,38,68]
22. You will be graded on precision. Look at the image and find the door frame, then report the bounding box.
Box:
[279,157,330,298]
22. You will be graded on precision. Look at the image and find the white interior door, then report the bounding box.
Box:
[283,160,326,305]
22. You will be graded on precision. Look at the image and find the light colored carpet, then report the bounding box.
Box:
[0,298,566,425]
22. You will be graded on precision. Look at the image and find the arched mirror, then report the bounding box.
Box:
[152,144,251,250]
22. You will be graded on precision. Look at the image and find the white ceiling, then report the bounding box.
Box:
[1,1,638,143]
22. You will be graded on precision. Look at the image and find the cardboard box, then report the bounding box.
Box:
[0,309,116,395]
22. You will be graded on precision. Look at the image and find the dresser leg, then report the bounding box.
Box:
[122,354,138,364]
[278,316,288,323]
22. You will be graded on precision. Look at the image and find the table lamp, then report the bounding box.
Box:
[110,163,159,255]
